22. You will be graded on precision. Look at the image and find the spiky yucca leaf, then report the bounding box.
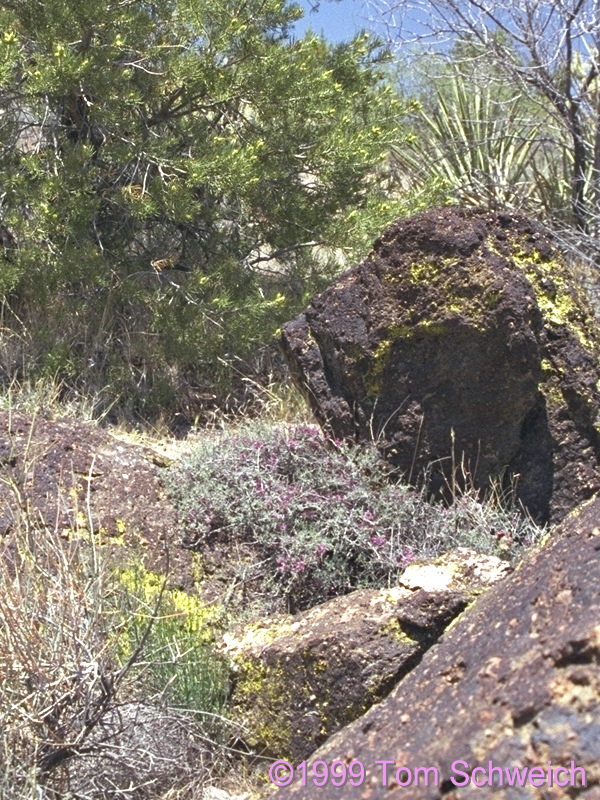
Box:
[393,69,549,210]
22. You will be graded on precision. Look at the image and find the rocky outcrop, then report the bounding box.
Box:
[280,207,600,524]
[273,495,600,799]
[222,549,510,761]
[0,410,191,582]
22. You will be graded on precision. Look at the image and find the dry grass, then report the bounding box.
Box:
[0,446,241,799]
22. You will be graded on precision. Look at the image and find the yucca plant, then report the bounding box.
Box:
[393,68,550,210]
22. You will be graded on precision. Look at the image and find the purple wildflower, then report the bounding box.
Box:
[399,546,415,568]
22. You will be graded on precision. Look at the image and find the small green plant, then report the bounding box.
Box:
[115,565,231,715]
[168,422,544,612]
[0,484,232,797]
[392,67,546,212]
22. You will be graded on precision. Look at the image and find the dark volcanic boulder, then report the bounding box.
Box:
[222,549,509,762]
[273,495,600,800]
[280,207,600,523]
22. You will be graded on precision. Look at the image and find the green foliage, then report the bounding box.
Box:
[116,565,231,714]
[167,422,544,612]
[392,66,549,211]
[0,0,407,419]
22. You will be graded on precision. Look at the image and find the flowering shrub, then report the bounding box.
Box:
[168,423,543,611]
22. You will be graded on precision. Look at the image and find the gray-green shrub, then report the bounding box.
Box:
[168,422,544,611]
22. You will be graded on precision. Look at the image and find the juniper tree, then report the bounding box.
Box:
[0,0,407,417]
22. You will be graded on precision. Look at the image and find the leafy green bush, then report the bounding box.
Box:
[168,422,544,611]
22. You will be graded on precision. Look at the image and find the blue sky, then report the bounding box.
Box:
[293,0,373,43]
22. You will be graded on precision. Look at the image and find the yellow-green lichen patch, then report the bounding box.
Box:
[510,244,595,351]
[378,617,419,644]
[373,322,437,351]
[409,259,452,283]
[223,611,338,758]
[369,255,499,398]
[230,644,339,760]
[232,658,294,756]
[406,255,497,320]
[538,377,566,410]
[367,336,394,396]
[222,616,296,656]
[366,320,449,396]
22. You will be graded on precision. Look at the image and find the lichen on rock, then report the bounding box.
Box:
[221,548,509,761]
[280,207,600,524]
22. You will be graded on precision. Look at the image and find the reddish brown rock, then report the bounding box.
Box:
[0,410,189,581]
[272,496,600,799]
[223,549,510,762]
[280,207,600,524]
